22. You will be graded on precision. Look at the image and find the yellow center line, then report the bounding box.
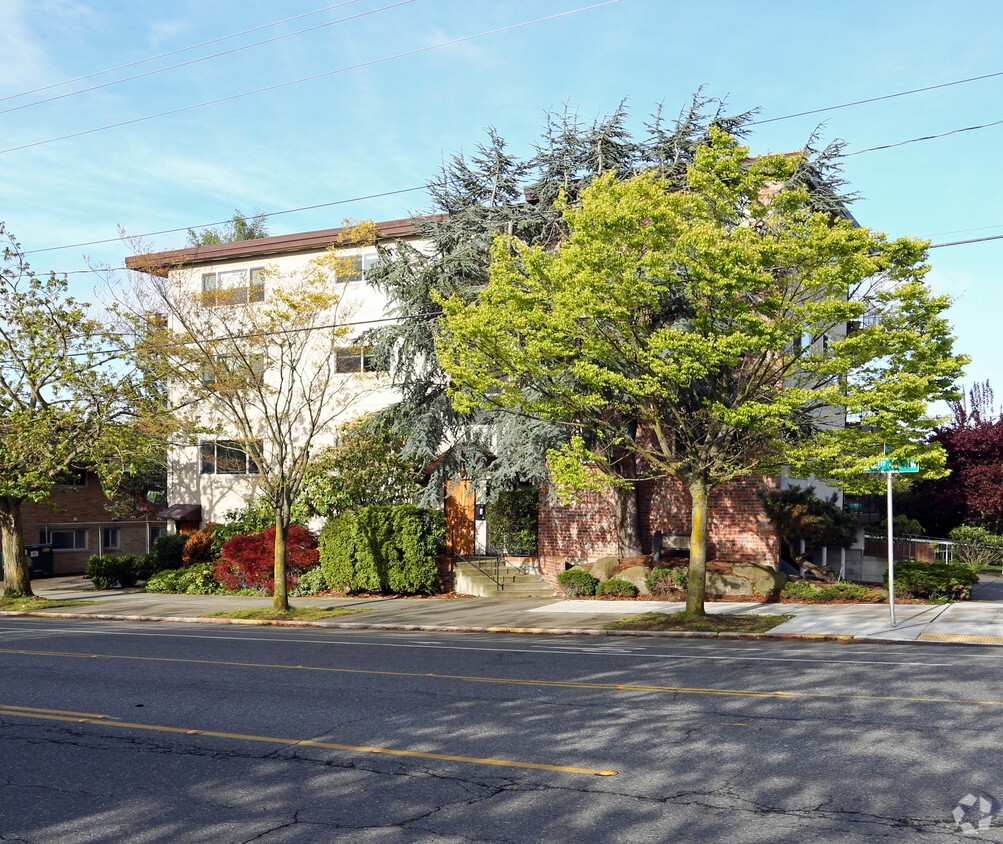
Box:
[0,705,615,776]
[1,646,1000,707]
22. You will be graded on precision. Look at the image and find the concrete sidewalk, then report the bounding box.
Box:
[8,576,1003,644]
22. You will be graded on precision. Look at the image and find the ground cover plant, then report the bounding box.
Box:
[603,612,792,633]
[887,559,978,601]
[205,606,365,622]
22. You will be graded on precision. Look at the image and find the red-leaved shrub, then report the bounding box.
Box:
[181,529,215,567]
[214,525,319,593]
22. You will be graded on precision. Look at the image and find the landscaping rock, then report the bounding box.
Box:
[615,565,652,595]
[590,556,619,581]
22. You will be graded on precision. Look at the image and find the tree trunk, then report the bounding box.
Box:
[613,483,642,557]
[273,509,289,612]
[0,496,32,598]
[686,479,709,615]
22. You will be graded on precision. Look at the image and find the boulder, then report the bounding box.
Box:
[733,562,788,595]
[614,565,652,596]
[589,556,619,582]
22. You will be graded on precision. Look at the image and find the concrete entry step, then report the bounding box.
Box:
[453,558,555,599]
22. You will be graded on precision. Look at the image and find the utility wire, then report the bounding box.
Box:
[24,186,428,255]
[0,1,624,157]
[0,1,365,104]
[753,69,1003,125]
[844,118,1003,156]
[0,0,415,117]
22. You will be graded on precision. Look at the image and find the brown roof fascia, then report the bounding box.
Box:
[125,214,447,277]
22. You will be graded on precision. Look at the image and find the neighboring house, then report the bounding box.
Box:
[128,214,862,586]
[22,467,168,575]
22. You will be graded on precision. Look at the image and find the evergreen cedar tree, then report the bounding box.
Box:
[0,223,166,599]
[431,127,965,615]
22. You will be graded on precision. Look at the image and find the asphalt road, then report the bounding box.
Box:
[2,619,1003,842]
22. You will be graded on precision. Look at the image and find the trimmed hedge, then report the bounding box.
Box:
[152,533,188,571]
[145,562,219,595]
[597,577,639,598]
[557,568,598,597]
[886,560,979,601]
[318,505,446,594]
[86,554,139,589]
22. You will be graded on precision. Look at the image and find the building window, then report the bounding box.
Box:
[41,528,88,551]
[54,466,87,488]
[341,252,381,284]
[201,267,266,306]
[334,346,382,373]
[202,354,266,387]
[102,527,121,549]
[200,440,261,475]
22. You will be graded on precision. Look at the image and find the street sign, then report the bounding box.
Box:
[866,457,919,473]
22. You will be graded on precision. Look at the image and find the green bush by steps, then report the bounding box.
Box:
[318,505,446,595]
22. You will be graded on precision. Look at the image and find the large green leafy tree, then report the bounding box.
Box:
[367,96,783,555]
[436,130,966,614]
[0,224,164,598]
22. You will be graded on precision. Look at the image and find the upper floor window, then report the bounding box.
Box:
[200,440,261,475]
[334,346,383,373]
[341,253,381,284]
[201,267,266,306]
[202,354,266,388]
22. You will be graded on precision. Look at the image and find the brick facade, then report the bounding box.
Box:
[536,475,780,588]
[20,471,167,576]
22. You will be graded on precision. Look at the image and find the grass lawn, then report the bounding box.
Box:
[603,611,792,633]
[206,606,366,622]
[0,596,95,612]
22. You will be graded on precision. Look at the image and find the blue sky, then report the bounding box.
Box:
[3,0,1001,401]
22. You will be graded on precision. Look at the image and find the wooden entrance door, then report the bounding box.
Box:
[445,479,476,554]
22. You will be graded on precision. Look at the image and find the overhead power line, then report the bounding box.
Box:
[0,0,416,117]
[0,1,365,104]
[24,186,428,255]
[754,69,1003,125]
[0,1,625,157]
[845,117,1003,156]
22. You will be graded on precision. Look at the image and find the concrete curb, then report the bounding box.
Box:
[0,608,968,645]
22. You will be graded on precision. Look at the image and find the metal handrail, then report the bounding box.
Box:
[456,552,503,588]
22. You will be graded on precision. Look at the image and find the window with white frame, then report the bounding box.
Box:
[202,354,266,387]
[334,346,383,373]
[200,440,261,475]
[40,528,88,551]
[102,527,121,549]
[341,252,381,284]
[201,267,266,305]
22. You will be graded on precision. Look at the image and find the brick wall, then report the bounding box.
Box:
[20,472,167,575]
[536,474,780,588]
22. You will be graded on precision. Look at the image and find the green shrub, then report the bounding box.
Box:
[152,533,188,571]
[888,560,979,601]
[782,579,883,602]
[291,567,326,597]
[86,554,139,589]
[557,568,598,597]
[486,487,539,556]
[144,562,219,595]
[145,568,186,593]
[949,525,1003,570]
[597,577,639,598]
[646,566,686,595]
[134,553,159,581]
[318,505,445,594]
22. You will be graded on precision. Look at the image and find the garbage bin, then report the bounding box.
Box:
[24,544,54,577]
[1,544,55,578]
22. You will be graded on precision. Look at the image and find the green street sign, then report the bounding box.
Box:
[866,457,919,473]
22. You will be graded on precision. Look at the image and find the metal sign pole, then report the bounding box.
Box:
[887,469,896,627]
